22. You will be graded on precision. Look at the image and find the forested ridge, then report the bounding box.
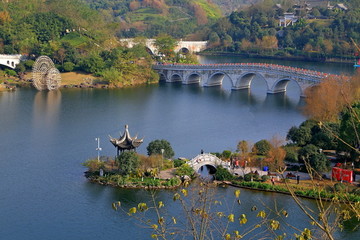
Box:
[205,0,360,61]
[1,0,360,87]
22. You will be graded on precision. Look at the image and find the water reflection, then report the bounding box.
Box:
[32,90,61,129]
[198,165,216,181]
[161,81,302,109]
[263,93,301,110]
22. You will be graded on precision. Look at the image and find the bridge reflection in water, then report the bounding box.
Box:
[198,165,217,181]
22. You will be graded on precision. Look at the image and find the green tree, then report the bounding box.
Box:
[14,62,25,73]
[338,103,360,160]
[154,34,177,61]
[147,139,175,159]
[286,124,312,146]
[208,31,220,47]
[310,122,339,150]
[298,144,330,174]
[309,152,330,174]
[253,139,271,156]
[283,145,299,162]
[63,62,75,72]
[221,150,232,159]
[116,151,140,176]
[79,53,105,73]
[23,60,35,70]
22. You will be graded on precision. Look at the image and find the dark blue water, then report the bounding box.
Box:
[0,56,358,239]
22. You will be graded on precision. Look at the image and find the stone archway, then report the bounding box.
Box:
[188,153,229,172]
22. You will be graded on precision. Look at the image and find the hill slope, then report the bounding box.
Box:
[83,0,222,38]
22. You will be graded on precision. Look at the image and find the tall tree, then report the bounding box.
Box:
[116,151,140,176]
[154,34,177,61]
[147,139,175,159]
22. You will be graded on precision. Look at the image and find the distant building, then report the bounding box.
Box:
[327,2,348,11]
[279,13,298,27]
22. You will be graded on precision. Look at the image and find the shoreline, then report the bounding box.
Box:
[84,173,359,204]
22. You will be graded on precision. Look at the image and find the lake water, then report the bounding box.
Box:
[0,56,358,239]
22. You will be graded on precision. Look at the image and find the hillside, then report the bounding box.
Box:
[83,0,222,39]
[211,0,262,14]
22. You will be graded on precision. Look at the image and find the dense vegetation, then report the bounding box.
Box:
[1,0,360,86]
[205,0,360,60]
[84,0,222,39]
[0,0,160,86]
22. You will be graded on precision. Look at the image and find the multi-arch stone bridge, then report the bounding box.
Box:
[119,38,207,55]
[153,63,335,97]
[0,54,22,69]
[188,153,229,173]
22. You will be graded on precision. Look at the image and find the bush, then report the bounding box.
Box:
[163,177,181,187]
[175,164,195,177]
[351,188,360,195]
[163,159,174,169]
[83,159,105,172]
[24,60,35,69]
[214,166,233,181]
[174,159,186,168]
[244,173,259,182]
[143,178,160,187]
[63,62,75,72]
[261,175,270,182]
[4,69,17,76]
[333,183,347,192]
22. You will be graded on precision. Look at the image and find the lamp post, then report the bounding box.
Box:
[161,148,164,169]
[95,137,102,162]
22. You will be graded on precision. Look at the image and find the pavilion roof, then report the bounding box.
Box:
[109,125,143,150]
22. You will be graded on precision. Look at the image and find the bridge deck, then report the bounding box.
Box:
[153,62,337,80]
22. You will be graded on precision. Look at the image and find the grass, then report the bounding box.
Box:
[127,8,164,22]
[61,32,90,47]
[231,178,360,202]
[307,19,333,27]
[194,0,222,19]
[60,72,96,86]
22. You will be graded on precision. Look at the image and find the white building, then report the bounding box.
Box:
[279,13,298,27]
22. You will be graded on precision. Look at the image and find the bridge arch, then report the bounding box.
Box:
[234,72,269,91]
[169,73,183,82]
[0,54,22,69]
[185,72,202,84]
[188,153,229,173]
[178,47,190,54]
[271,78,303,96]
[206,72,233,87]
[159,73,167,82]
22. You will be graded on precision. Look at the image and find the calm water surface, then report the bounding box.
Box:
[0,56,358,239]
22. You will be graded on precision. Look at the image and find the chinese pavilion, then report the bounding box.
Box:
[109,125,144,156]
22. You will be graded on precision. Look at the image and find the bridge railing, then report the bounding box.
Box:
[153,63,335,81]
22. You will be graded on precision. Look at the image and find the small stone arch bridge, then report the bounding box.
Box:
[119,38,207,55]
[0,54,22,69]
[188,153,229,173]
[153,63,335,97]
